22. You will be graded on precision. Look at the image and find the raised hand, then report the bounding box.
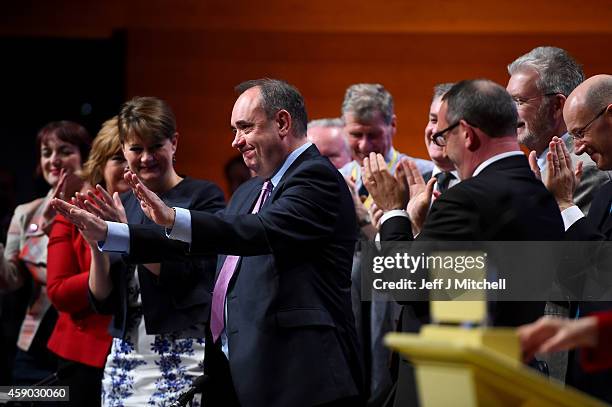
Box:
[74,185,128,223]
[544,137,583,211]
[370,203,384,229]
[51,198,108,244]
[362,152,406,212]
[124,171,175,228]
[41,168,85,233]
[344,176,371,228]
[402,159,436,234]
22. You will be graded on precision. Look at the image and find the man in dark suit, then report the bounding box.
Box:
[524,74,612,402]
[365,78,563,264]
[364,79,565,322]
[53,79,362,406]
[363,79,565,407]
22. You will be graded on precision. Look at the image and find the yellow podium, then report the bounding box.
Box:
[385,301,608,407]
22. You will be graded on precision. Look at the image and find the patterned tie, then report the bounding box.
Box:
[210,180,273,342]
[435,171,455,194]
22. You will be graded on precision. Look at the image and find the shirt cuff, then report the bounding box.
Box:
[166,207,192,243]
[380,209,409,225]
[561,205,584,231]
[99,222,130,254]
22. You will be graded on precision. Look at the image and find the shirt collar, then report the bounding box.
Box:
[269,141,312,188]
[431,165,460,180]
[472,151,524,177]
[384,146,397,162]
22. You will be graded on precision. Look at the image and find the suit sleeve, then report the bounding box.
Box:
[418,190,481,240]
[566,217,608,241]
[47,215,92,314]
[188,163,349,256]
[380,216,414,241]
[127,182,226,263]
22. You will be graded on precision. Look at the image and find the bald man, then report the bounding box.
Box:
[543,74,612,403]
[307,118,352,169]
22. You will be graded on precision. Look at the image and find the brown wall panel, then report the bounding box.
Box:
[124,29,612,194]
[3,1,611,194]
[3,0,612,36]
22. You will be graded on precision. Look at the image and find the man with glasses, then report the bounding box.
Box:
[364,79,563,315]
[506,46,610,214]
[363,79,564,404]
[540,74,612,403]
[423,83,460,195]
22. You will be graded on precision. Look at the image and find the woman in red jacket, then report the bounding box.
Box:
[46,117,129,406]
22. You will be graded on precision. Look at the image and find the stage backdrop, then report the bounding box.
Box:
[2,0,611,196]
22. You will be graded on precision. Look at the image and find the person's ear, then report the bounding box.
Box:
[389,114,397,138]
[552,94,567,122]
[171,132,179,154]
[276,110,292,138]
[463,121,480,151]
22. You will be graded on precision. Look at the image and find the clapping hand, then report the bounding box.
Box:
[124,171,175,228]
[344,175,371,228]
[42,168,84,227]
[538,137,583,211]
[402,159,436,234]
[362,152,407,212]
[73,185,128,224]
[51,198,108,244]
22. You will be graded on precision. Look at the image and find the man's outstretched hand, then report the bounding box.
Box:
[124,171,175,228]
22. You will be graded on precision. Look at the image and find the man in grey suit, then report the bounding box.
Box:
[506,46,612,382]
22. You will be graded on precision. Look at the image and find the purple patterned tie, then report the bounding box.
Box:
[210,180,273,342]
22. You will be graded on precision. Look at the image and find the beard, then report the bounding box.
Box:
[518,99,557,152]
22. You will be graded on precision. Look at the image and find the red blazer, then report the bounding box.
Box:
[581,311,612,373]
[46,214,112,368]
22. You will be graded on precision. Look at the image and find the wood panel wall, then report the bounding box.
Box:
[3,1,611,195]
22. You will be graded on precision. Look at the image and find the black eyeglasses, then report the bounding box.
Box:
[569,106,608,140]
[432,122,460,147]
[511,92,559,107]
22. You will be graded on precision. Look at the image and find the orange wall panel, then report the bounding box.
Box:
[124,29,612,194]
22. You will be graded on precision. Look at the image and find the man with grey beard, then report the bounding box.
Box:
[507,46,611,214]
[506,46,612,383]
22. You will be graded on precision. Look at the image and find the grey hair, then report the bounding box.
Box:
[432,83,455,102]
[307,117,344,130]
[341,83,394,125]
[507,46,584,96]
[235,78,308,136]
[443,79,518,138]
[585,75,612,113]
